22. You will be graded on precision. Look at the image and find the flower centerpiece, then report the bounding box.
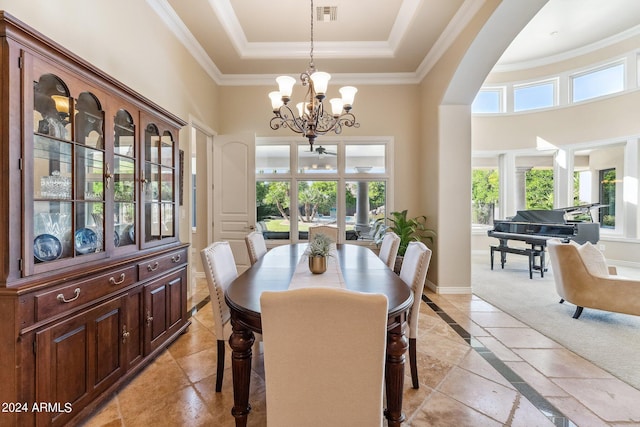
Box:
[306,232,333,274]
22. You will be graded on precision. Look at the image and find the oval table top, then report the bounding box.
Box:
[225,243,413,331]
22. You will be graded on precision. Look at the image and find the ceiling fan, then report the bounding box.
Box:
[315,145,336,156]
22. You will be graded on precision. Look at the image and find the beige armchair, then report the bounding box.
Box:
[547,238,640,319]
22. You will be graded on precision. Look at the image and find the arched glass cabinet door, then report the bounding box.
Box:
[74,92,106,254]
[142,122,176,245]
[33,74,73,262]
[113,109,136,248]
[32,73,107,267]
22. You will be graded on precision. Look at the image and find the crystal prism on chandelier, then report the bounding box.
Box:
[268,0,359,151]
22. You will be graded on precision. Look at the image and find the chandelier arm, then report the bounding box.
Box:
[269,0,358,150]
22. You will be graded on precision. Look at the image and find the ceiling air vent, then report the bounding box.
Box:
[316,6,337,22]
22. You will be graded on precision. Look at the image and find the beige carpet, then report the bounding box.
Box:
[471,251,640,391]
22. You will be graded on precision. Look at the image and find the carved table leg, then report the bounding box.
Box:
[385,317,409,426]
[229,318,255,427]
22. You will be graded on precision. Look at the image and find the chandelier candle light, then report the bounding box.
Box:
[269,0,359,151]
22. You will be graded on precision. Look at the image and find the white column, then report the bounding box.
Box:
[623,138,639,239]
[554,148,573,209]
[499,153,516,219]
[515,166,531,212]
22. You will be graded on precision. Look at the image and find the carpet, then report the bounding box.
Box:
[471,251,640,391]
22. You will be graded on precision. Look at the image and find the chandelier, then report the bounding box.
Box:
[269,0,359,151]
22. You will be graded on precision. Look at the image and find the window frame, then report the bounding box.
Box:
[570,60,626,104]
[255,136,394,244]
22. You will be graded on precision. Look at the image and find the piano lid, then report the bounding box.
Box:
[510,210,566,224]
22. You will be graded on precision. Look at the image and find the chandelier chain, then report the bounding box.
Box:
[309,0,315,70]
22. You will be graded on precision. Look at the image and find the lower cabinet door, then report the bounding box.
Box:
[35,296,126,427]
[143,268,186,355]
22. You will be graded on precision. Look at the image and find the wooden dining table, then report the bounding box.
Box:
[224,243,413,426]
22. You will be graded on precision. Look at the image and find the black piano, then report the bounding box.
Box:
[487,204,601,279]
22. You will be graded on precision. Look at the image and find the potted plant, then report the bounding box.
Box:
[374,210,436,273]
[306,233,333,274]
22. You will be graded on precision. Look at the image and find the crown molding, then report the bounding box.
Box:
[217,72,421,87]
[146,0,223,84]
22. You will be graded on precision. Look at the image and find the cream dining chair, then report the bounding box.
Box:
[200,241,238,392]
[260,287,388,427]
[378,231,401,270]
[245,231,267,265]
[307,224,338,242]
[398,241,432,389]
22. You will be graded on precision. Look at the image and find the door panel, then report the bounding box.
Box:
[213,134,255,272]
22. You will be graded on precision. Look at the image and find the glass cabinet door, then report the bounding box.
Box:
[32,73,106,267]
[142,121,176,247]
[113,109,136,248]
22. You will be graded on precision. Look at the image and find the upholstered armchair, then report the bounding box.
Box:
[547,238,640,319]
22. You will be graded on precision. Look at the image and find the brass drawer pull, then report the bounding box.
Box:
[147,262,159,272]
[57,288,81,304]
[171,254,181,263]
[109,273,126,285]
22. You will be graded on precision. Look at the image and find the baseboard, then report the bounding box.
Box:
[425,280,472,295]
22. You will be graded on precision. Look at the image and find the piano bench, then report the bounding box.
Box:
[490,245,544,279]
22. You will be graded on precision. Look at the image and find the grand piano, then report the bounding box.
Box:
[487,204,601,279]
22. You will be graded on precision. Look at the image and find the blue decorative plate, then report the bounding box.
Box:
[114,230,120,247]
[75,228,98,254]
[128,225,135,243]
[34,234,63,262]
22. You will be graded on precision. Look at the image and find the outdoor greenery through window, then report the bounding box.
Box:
[525,169,554,209]
[256,139,391,242]
[471,169,499,225]
[599,168,616,228]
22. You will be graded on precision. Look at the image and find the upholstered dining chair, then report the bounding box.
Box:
[378,231,401,270]
[260,288,388,427]
[245,231,267,265]
[398,241,432,389]
[307,224,338,242]
[200,241,238,392]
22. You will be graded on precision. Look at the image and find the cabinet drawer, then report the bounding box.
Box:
[35,266,138,321]
[138,248,188,281]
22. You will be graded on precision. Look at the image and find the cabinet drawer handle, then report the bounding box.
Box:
[146,310,154,326]
[109,273,126,285]
[57,288,81,304]
[147,262,159,272]
[171,254,181,263]
[122,325,130,343]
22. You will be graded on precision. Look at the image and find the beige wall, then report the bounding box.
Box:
[217,84,423,213]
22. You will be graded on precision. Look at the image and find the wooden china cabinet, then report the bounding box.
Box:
[0,12,189,427]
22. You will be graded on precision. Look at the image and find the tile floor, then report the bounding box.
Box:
[82,273,640,426]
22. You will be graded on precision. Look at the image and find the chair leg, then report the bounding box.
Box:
[409,338,419,389]
[572,306,584,319]
[216,339,225,392]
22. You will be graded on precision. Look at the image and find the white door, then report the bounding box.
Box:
[213,134,255,272]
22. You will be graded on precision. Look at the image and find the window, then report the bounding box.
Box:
[525,169,554,210]
[514,80,555,112]
[599,168,616,228]
[471,169,499,225]
[571,62,624,103]
[472,88,503,113]
[255,138,392,242]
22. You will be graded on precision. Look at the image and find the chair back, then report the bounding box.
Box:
[260,288,388,427]
[378,231,401,269]
[399,241,432,339]
[308,225,338,242]
[245,231,267,265]
[200,241,238,337]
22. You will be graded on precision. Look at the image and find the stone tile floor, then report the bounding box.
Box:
[81,277,640,426]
